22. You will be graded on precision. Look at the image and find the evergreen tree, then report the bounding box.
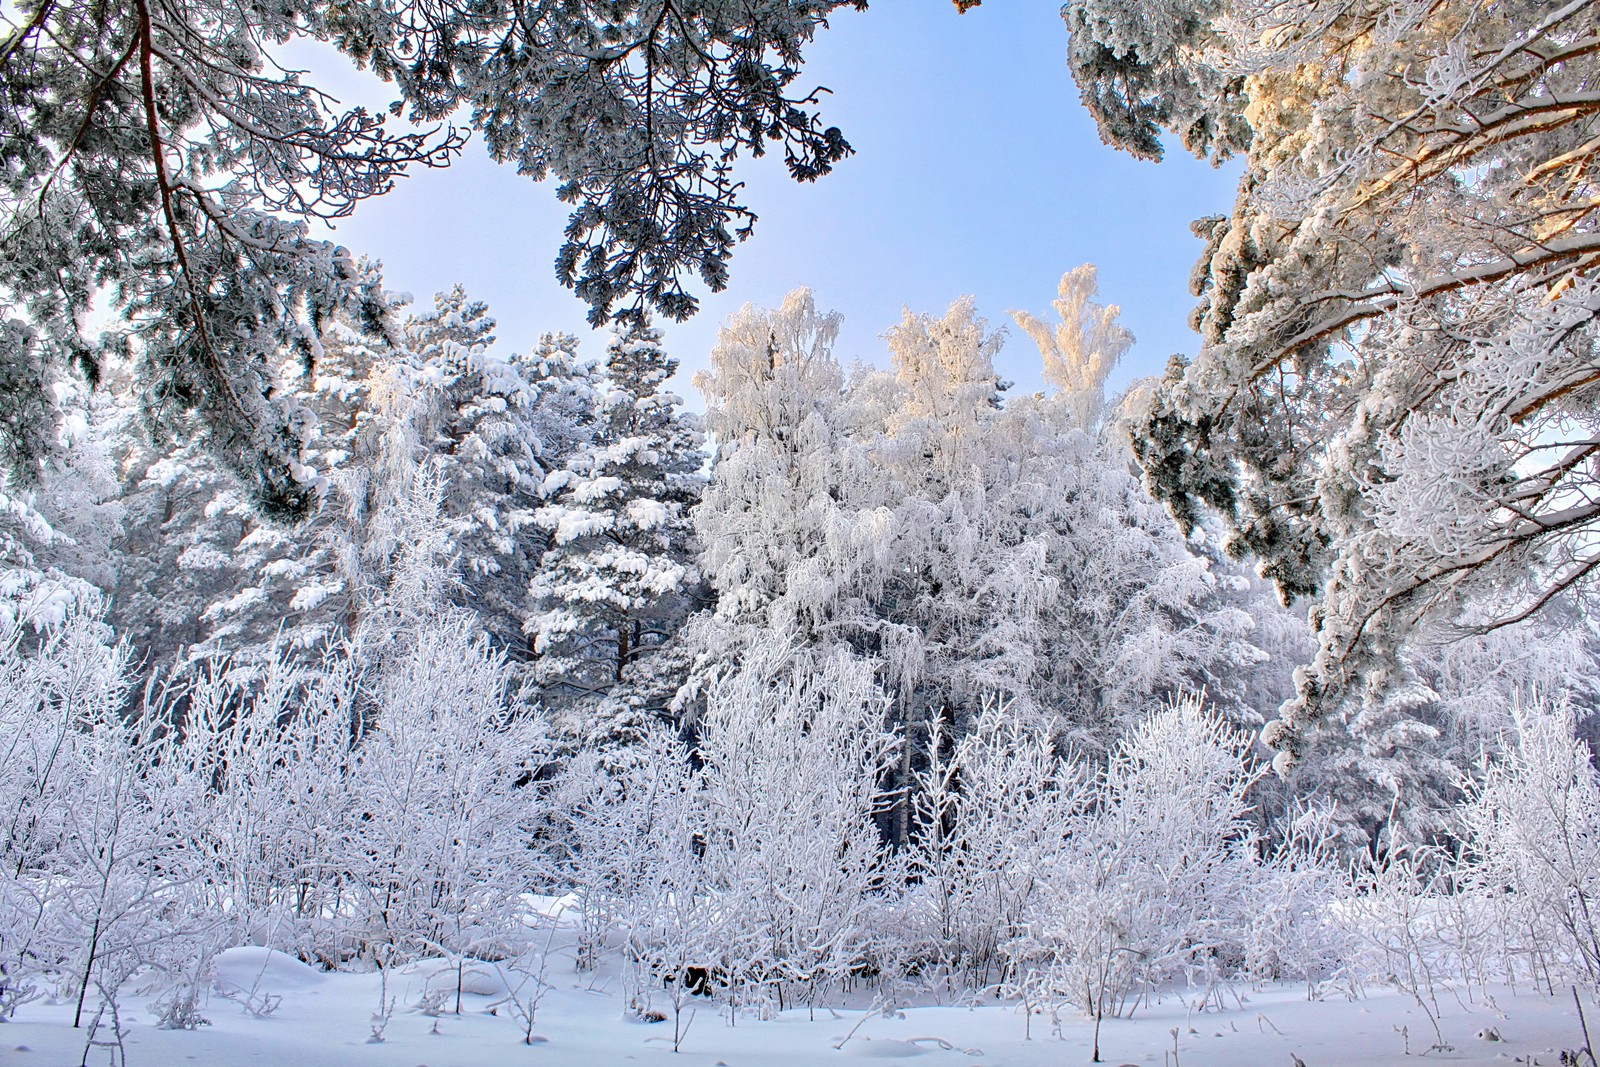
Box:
[0,381,124,632]
[1285,602,1600,853]
[528,324,703,740]
[111,290,598,669]
[401,289,571,655]
[191,316,395,662]
[0,0,866,506]
[1091,0,1600,766]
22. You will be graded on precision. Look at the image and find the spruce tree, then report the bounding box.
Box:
[528,324,703,740]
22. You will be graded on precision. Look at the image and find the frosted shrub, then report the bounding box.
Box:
[605,730,718,1036]
[694,643,901,1014]
[154,648,364,963]
[1241,803,1354,995]
[908,701,1085,989]
[1338,848,1470,1052]
[1457,696,1600,990]
[558,727,704,980]
[0,612,220,1025]
[340,615,551,969]
[1025,696,1261,1055]
[0,614,121,1016]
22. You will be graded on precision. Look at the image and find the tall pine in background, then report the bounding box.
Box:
[529,324,703,742]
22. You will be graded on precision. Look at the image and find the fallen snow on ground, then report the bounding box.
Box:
[5,946,1593,1067]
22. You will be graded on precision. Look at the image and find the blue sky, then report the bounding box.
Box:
[301,4,1241,404]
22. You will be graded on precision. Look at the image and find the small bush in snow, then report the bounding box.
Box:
[1017,696,1262,1052]
[1457,696,1600,991]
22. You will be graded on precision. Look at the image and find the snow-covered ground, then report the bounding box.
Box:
[5,944,1592,1067]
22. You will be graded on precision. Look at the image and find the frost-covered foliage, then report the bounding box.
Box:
[0,0,871,505]
[155,647,365,963]
[691,288,860,634]
[904,696,1351,1015]
[1101,0,1600,765]
[0,608,550,1020]
[1060,0,1250,162]
[0,0,420,516]
[395,289,585,653]
[530,323,704,740]
[690,276,1305,754]
[0,383,124,632]
[338,616,551,964]
[1018,698,1263,1029]
[555,728,701,975]
[693,644,900,1011]
[328,0,869,325]
[305,292,596,655]
[3,0,1043,515]
[907,703,1085,988]
[563,642,899,1016]
[1457,696,1600,988]
[6,597,1595,1040]
[0,613,210,1023]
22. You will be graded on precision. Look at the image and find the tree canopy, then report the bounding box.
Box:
[0,0,868,513]
[1078,0,1600,767]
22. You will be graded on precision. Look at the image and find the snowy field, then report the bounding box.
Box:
[6,944,1594,1067]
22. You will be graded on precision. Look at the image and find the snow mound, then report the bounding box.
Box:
[524,891,581,923]
[213,947,326,993]
[402,957,518,998]
[837,1037,927,1058]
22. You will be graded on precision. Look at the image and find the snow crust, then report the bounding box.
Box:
[7,955,1589,1067]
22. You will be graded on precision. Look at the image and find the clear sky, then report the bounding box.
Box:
[299,3,1242,405]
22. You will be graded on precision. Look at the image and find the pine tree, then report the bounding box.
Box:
[1284,602,1600,854]
[401,288,569,655]
[0,380,124,633]
[190,316,394,662]
[1,0,865,507]
[528,323,703,739]
[1088,0,1600,767]
[112,289,598,669]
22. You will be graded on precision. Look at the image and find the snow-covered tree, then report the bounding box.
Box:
[1098,0,1600,767]
[1283,603,1600,853]
[0,383,124,633]
[395,288,561,653]
[0,614,125,1005]
[529,323,703,739]
[559,641,900,1016]
[688,275,1305,863]
[867,297,1035,726]
[113,288,597,669]
[180,314,396,663]
[691,289,868,635]
[0,0,866,505]
[863,272,1301,744]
